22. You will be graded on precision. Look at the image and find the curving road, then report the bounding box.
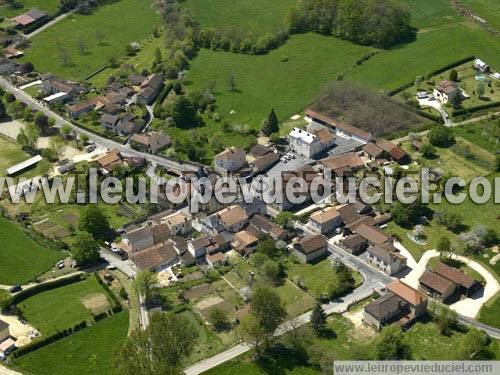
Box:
[0,77,198,174]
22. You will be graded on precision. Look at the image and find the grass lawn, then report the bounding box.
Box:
[0,217,64,285]
[462,0,500,31]
[186,32,373,129]
[21,0,160,80]
[0,0,60,18]
[12,311,129,375]
[403,0,461,28]
[453,121,500,155]
[385,171,499,262]
[345,24,500,91]
[178,309,228,365]
[206,318,500,374]
[17,276,112,335]
[87,34,165,88]
[478,292,500,328]
[182,0,294,35]
[0,135,52,179]
[286,258,362,300]
[275,279,316,318]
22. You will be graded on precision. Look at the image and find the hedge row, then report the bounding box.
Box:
[425,55,475,79]
[11,321,87,358]
[452,101,500,117]
[388,56,476,97]
[11,273,85,305]
[93,272,122,313]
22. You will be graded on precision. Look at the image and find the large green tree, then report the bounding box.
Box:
[133,270,159,306]
[373,324,411,360]
[311,302,327,336]
[251,286,287,349]
[261,108,279,136]
[79,205,111,240]
[72,231,100,264]
[114,313,198,375]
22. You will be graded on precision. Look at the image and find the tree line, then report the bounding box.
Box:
[285,0,414,48]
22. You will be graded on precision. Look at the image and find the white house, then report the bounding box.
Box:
[288,128,334,158]
[214,147,246,173]
[308,206,342,235]
[433,80,460,104]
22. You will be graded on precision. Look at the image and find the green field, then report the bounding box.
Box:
[478,293,500,328]
[182,0,293,35]
[286,259,362,300]
[206,319,500,374]
[345,24,500,91]
[462,0,500,31]
[0,0,60,18]
[0,135,51,179]
[0,217,64,285]
[453,120,500,154]
[186,32,373,127]
[403,0,461,28]
[17,276,112,335]
[21,0,160,80]
[12,311,129,375]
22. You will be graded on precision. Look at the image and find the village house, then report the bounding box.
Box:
[304,109,373,143]
[129,241,178,272]
[374,139,409,164]
[14,8,47,29]
[0,320,10,342]
[362,142,384,161]
[293,234,328,263]
[338,234,368,255]
[250,152,280,175]
[100,113,142,136]
[433,80,461,104]
[125,223,171,253]
[308,206,342,235]
[288,127,335,159]
[41,74,84,103]
[232,229,260,255]
[249,214,286,241]
[66,97,100,119]
[366,245,407,276]
[419,261,481,301]
[352,223,391,247]
[135,74,164,105]
[214,147,247,174]
[94,148,123,174]
[206,252,226,268]
[270,164,323,212]
[249,144,274,158]
[319,152,365,177]
[435,261,481,297]
[130,132,171,154]
[201,205,249,234]
[160,211,192,236]
[187,232,232,259]
[419,270,457,302]
[364,280,427,330]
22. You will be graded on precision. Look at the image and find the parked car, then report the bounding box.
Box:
[56,260,65,269]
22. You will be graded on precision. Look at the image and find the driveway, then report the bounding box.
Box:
[417,96,452,126]
[400,246,500,318]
